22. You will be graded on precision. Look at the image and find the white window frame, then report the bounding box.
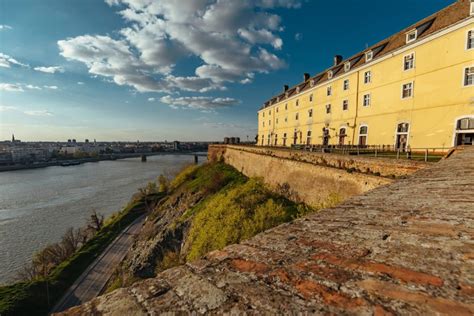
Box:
[328,70,333,79]
[344,62,351,72]
[327,86,332,96]
[365,51,373,62]
[342,99,349,111]
[358,124,369,145]
[463,66,474,87]
[364,71,372,84]
[467,30,474,50]
[343,79,349,91]
[363,93,371,107]
[406,29,417,43]
[402,81,414,99]
[403,52,415,71]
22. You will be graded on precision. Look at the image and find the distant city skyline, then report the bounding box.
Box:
[0,0,456,141]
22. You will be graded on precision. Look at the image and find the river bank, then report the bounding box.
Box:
[0,151,206,172]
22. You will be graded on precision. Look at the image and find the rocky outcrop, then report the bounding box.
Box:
[61,147,474,315]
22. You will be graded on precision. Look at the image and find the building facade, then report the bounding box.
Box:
[257,0,474,150]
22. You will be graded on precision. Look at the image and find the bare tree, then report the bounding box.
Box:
[87,209,104,233]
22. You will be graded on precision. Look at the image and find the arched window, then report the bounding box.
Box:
[339,127,347,145]
[455,117,474,146]
[358,125,368,146]
[396,122,410,151]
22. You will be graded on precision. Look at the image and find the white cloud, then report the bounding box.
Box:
[0,25,12,31]
[44,85,59,90]
[25,84,42,90]
[0,53,29,68]
[0,83,24,92]
[23,110,53,117]
[160,95,240,110]
[295,32,302,41]
[147,97,155,102]
[0,105,17,111]
[57,0,299,95]
[77,81,85,85]
[34,66,64,74]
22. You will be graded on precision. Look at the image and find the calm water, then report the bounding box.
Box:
[0,154,198,284]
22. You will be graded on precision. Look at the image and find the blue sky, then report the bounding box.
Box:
[0,0,455,141]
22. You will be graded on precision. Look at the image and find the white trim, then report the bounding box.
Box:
[358,124,369,145]
[258,17,474,111]
[365,51,373,62]
[342,99,349,111]
[363,93,371,107]
[394,121,411,149]
[471,1,474,16]
[406,29,418,44]
[401,81,414,99]
[452,115,474,146]
[364,70,372,84]
[328,70,333,79]
[343,79,350,90]
[463,65,474,87]
[466,29,474,50]
[403,52,415,71]
[344,62,351,72]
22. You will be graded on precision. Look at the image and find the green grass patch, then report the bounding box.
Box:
[0,194,161,316]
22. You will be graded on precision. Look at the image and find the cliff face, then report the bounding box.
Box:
[108,161,313,289]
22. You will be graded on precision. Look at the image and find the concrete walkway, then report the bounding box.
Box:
[59,147,474,315]
[51,215,145,314]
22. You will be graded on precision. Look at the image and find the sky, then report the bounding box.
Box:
[0,0,456,142]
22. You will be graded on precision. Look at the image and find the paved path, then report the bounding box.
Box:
[51,215,145,314]
[60,147,474,315]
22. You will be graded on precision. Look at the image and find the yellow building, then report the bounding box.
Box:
[258,0,474,150]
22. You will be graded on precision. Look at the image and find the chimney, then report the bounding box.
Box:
[284,84,289,92]
[303,73,310,81]
[334,55,343,66]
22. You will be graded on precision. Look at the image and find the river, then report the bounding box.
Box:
[0,154,200,285]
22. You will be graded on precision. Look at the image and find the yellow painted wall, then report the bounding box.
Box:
[258,19,474,149]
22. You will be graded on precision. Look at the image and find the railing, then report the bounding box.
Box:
[234,143,449,162]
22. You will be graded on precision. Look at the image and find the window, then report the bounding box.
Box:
[339,127,347,145]
[457,117,474,130]
[269,110,271,115]
[363,94,371,107]
[406,29,417,43]
[263,121,265,127]
[402,82,414,98]
[358,125,368,146]
[276,118,279,124]
[326,104,331,114]
[328,71,333,79]
[364,71,371,84]
[342,100,349,111]
[285,117,288,123]
[310,79,315,87]
[268,120,271,126]
[344,62,351,72]
[468,30,474,50]
[285,103,288,110]
[471,1,474,15]
[296,99,299,106]
[404,53,415,71]
[296,86,300,93]
[306,131,312,145]
[365,51,373,62]
[465,67,474,86]
[263,112,265,118]
[309,94,313,102]
[276,107,279,113]
[327,86,332,96]
[308,109,313,117]
[295,113,299,120]
[283,133,287,146]
[343,79,349,90]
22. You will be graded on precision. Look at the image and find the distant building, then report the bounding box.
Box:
[173,141,180,151]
